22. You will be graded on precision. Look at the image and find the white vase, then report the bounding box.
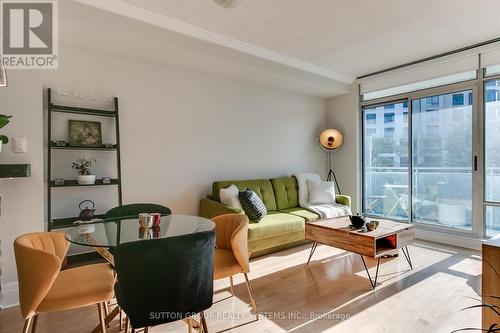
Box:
[77,175,96,185]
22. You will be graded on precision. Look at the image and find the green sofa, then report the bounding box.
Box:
[199,176,351,258]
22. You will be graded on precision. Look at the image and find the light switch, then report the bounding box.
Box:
[13,137,27,153]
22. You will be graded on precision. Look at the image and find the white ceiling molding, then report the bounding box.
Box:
[74,0,354,85]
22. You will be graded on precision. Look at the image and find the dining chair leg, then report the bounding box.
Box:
[22,317,32,333]
[104,302,110,328]
[97,302,107,333]
[200,312,208,333]
[186,317,193,333]
[229,276,234,296]
[243,273,257,314]
[119,309,123,330]
[31,314,39,333]
[125,316,130,333]
[144,327,149,333]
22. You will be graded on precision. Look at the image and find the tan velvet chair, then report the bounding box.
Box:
[212,214,257,313]
[14,232,115,333]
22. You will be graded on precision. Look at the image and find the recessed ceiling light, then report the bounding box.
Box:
[214,0,244,8]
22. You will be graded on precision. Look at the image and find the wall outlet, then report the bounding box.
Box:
[13,137,27,153]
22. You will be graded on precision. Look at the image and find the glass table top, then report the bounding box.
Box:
[65,214,215,248]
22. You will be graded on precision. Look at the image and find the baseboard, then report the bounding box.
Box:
[1,281,19,309]
[415,228,483,251]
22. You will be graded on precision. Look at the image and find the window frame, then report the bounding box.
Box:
[482,71,500,237]
[360,78,482,238]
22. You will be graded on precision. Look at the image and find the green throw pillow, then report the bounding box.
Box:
[238,190,267,222]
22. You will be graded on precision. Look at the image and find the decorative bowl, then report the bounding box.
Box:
[366,220,379,231]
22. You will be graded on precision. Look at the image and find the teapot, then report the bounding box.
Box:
[79,200,95,221]
[349,213,366,229]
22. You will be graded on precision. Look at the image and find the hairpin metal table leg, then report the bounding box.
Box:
[307,242,318,264]
[360,255,380,289]
[401,246,413,270]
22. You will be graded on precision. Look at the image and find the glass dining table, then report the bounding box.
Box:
[64,214,215,333]
[65,214,215,264]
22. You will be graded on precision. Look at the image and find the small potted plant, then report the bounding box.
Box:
[72,158,96,185]
[0,114,12,153]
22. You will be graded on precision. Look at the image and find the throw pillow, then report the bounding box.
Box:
[220,184,243,210]
[238,190,267,222]
[307,180,336,205]
[294,173,321,207]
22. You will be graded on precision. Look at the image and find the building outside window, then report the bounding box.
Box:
[366,113,376,125]
[384,127,395,137]
[452,93,464,106]
[384,112,395,123]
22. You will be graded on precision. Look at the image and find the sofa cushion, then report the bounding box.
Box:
[212,179,277,211]
[279,208,320,222]
[307,180,336,205]
[270,176,299,210]
[248,212,305,241]
[219,184,243,210]
[239,190,267,222]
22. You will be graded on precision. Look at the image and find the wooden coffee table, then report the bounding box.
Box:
[305,216,414,289]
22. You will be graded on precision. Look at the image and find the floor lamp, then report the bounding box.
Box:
[319,129,343,194]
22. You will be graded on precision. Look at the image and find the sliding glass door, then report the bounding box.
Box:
[484,79,500,236]
[363,101,409,221]
[411,91,473,230]
[362,88,475,233]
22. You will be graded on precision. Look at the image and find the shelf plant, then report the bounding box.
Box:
[72,158,96,185]
[0,114,12,152]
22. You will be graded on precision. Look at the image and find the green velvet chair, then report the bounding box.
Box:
[104,203,172,219]
[113,230,215,332]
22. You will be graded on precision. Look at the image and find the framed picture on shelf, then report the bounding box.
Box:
[68,120,102,146]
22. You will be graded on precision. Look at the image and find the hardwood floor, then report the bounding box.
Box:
[0,240,482,333]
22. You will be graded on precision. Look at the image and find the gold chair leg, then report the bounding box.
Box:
[119,309,123,330]
[104,302,110,328]
[200,312,208,333]
[229,276,234,296]
[187,317,193,333]
[125,316,130,333]
[22,317,32,333]
[243,273,257,314]
[97,302,107,333]
[31,314,39,333]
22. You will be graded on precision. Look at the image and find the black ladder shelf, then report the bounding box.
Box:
[46,88,123,265]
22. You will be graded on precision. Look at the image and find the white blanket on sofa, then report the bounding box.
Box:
[293,173,352,219]
[306,203,352,219]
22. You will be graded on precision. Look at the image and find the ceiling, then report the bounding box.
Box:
[66,0,500,97]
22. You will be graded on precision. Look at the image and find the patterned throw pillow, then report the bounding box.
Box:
[238,190,267,222]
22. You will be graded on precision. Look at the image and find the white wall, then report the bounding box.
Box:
[0,70,44,307]
[326,83,360,212]
[43,44,326,215]
[0,44,326,307]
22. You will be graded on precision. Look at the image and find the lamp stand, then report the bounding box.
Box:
[327,152,342,194]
